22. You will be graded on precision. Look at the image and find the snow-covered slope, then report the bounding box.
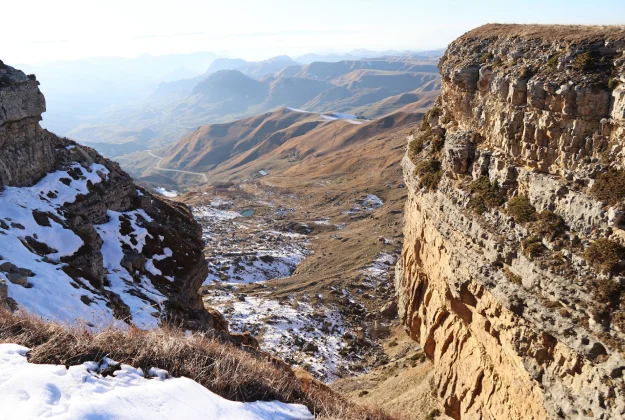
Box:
[0,343,312,420]
[0,61,217,332]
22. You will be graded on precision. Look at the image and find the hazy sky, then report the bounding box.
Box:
[3,0,625,64]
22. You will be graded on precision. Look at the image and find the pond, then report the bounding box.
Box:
[239,209,255,217]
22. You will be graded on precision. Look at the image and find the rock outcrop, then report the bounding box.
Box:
[0,61,220,332]
[397,25,625,419]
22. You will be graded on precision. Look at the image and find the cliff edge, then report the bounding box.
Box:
[396,24,625,419]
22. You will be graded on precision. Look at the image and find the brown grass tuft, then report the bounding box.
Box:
[0,309,393,420]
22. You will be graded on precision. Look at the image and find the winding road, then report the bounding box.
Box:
[147,151,208,182]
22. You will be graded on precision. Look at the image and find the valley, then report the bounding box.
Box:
[2,9,625,419]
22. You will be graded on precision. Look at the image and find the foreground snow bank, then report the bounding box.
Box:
[0,343,313,420]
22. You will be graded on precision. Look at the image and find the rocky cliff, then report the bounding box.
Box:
[396,25,625,419]
[0,60,221,332]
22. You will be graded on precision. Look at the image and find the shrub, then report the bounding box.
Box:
[468,176,506,214]
[480,52,494,63]
[590,168,625,205]
[503,268,523,285]
[608,78,620,90]
[547,53,560,70]
[414,159,442,191]
[507,195,537,223]
[530,210,567,241]
[584,238,625,273]
[522,236,545,259]
[594,278,623,309]
[408,136,425,159]
[572,52,595,71]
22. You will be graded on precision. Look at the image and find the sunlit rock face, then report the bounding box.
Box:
[396,24,625,419]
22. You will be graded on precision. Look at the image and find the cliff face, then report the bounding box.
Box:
[396,25,625,419]
[0,61,220,332]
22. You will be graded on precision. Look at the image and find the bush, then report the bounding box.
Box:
[409,130,433,158]
[533,210,566,239]
[468,176,506,214]
[594,278,623,309]
[408,137,425,158]
[503,268,523,285]
[480,52,494,63]
[507,195,537,223]
[414,159,442,191]
[572,52,595,71]
[547,53,560,70]
[585,238,625,273]
[522,236,545,260]
[590,168,625,205]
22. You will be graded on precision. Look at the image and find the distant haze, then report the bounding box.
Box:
[3,0,625,65]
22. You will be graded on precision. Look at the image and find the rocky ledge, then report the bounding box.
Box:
[0,61,221,332]
[396,25,625,419]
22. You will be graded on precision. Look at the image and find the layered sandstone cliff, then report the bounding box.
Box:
[396,25,625,419]
[0,60,221,332]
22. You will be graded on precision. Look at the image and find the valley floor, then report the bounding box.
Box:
[161,117,447,418]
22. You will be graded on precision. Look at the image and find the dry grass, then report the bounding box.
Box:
[461,24,625,43]
[0,309,393,420]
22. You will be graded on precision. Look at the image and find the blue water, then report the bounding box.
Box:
[240,209,255,217]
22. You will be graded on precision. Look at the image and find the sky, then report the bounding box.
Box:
[2,0,625,65]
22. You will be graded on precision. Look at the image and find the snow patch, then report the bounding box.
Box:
[0,343,312,420]
[0,164,117,326]
[155,187,178,198]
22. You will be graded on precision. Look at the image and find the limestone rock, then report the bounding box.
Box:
[397,24,625,420]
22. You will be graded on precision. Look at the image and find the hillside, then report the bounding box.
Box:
[116,106,430,187]
[66,55,441,158]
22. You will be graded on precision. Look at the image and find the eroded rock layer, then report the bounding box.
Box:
[0,61,220,332]
[397,25,625,419]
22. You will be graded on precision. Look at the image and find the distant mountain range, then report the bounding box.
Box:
[67,54,442,157]
[17,52,218,135]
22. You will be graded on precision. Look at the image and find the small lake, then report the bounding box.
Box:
[240,209,255,217]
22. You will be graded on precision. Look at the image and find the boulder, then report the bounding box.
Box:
[380,300,398,319]
[6,273,27,286]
